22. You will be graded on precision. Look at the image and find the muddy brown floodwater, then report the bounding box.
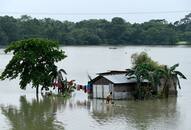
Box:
[0,46,191,130]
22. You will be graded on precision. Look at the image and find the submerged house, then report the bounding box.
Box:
[89,70,178,100]
[90,70,149,100]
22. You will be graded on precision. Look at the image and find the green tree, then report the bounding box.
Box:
[0,13,191,46]
[107,17,127,44]
[0,16,19,44]
[126,64,151,99]
[128,52,187,99]
[0,38,66,96]
[160,64,187,98]
[127,62,163,99]
[131,52,159,70]
[0,26,8,45]
[127,52,159,99]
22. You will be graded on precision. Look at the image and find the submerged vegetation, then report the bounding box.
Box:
[51,69,76,96]
[127,52,187,99]
[0,38,187,99]
[0,13,191,46]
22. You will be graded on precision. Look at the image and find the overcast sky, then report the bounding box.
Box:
[0,0,190,23]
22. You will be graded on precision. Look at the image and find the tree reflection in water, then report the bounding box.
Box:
[1,96,66,130]
[0,96,179,130]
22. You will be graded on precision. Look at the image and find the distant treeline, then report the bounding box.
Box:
[0,13,191,46]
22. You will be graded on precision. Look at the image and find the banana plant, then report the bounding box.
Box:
[51,69,67,93]
[160,64,187,98]
[126,63,154,99]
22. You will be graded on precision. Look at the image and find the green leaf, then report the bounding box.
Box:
[0,38,67,93]
[174,71,187,79]
[170,63,179,71]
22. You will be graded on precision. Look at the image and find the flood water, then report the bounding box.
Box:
[0,46,191,130]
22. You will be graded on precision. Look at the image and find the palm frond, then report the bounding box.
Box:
[170,63,179,71]
[125,69,135,76]
[174,71,187,79]
[59,69,67,75]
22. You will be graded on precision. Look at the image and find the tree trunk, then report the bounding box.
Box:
[162,79,168,98]
[165,84,169,98]
[36,85,39,96]
[172,78,178,96]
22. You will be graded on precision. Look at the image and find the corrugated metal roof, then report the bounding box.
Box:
[102,74,135,84]
[102,74,148,84]
[97,70,127,75]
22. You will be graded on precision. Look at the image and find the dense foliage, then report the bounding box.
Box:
[51,69,76,96]
[0,38,66,95]
[0,13,191,46]
[127,52,187,99]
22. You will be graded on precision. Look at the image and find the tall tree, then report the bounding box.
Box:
[127,52,186,99]
[0,13,191,46]
[160,64,187,98]
[0,38,66,96]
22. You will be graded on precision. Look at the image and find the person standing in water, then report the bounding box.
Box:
[106,92,112,104]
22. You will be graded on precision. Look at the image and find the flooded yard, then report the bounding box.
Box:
[0,46,191,130]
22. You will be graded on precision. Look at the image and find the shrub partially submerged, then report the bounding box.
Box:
[127,52,186,99]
